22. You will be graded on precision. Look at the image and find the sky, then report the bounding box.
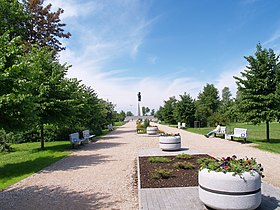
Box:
[46,0,280,114]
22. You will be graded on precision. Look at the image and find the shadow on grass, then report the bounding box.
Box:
[0,185,122,210]
[255,138,280,144]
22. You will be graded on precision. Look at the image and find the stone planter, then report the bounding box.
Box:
[146,126,158,135]
[159,136,181,151]
[199,169,261,210]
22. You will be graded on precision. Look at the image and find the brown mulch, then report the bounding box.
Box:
[139,154,211,188]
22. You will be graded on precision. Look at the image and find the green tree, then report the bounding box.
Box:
[234,44,280,142]
[195,84,220,126]
[126,111,133,116]
[150,109,155,116]
[0,0,28,38]
[174,93,196,127]
[162,97,177,124]
[0,33,35,130]
[219,87,234,123]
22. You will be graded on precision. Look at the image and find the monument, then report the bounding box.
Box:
[137,92,142,116]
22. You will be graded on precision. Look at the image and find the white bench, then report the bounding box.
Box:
[108,124,113,131]
[82,130,95,143]
[214,126,227,138]
[69,132,87,148]
[228,128,248,143]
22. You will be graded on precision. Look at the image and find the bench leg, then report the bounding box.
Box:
[231,136,233,141]
[243,138,247,144]
[71,143,74,149]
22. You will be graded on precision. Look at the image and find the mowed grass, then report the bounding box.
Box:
[0,141,71,190]
[187,122,280,154]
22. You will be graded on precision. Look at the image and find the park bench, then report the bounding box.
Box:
[82,130,95,143]
[214,126,227,138]
[108,124,113,131]
[228,128,248,143]
[69,132,87,148]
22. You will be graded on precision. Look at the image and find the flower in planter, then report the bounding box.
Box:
[198,155,264,177]
[160,133,180,136]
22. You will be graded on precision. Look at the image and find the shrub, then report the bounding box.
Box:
[176,154,192,159]
[151,168,173,179]
[148,156,172,163]
[173,161,195,170]
[0,129,15,152]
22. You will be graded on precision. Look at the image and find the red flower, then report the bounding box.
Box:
[224,166,229,169]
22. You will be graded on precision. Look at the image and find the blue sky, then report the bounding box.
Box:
[46,0,280,114]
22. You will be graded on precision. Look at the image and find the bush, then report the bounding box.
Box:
[148,156,172,163]
[173,161,195,170]
[151,168,173,179]
[0,129,15,152]
[176,154,192,159]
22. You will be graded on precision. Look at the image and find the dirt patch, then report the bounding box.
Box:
[139,154,211,188]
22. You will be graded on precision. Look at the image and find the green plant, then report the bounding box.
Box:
[173,161,195,170]
[151,168,173,179]
[0,129,15,152]
[176,153,192,159]
[160,133,180,136]
[148,156,172,163]
[198,155,264,177]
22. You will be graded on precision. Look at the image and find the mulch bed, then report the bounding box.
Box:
[139,154,212,188]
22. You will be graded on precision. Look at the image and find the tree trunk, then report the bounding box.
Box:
[266,121,270,142]
[40,123,45,150]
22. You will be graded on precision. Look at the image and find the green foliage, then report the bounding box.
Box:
[174,93,195,127]
[176,153,192,159]
[198,155,264,177]
[173,161,195,170]
[0,129,14,152]
[148,156,172,163]
[0,141,70,190]
[234,43,280,141]
[151,168,173,179]
[195,84,220,126]
[161,96,177,124]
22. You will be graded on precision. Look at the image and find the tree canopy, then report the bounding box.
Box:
[234,43,280,141]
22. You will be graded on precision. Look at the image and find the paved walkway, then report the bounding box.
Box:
[0,121,279,210]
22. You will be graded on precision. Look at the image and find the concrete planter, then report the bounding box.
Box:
[199,169,261,210]
[146,126,158,135]
[159,136,181,151]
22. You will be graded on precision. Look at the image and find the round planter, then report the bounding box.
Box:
[146,126,158,135]
[199,169,261,210]
[159,136,181,151]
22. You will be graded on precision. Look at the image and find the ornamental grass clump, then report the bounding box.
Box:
[151,168,173,179]
[176,153,192,159]
[198,155,264,177]
[148,156,172,163]
[173,161,195,170]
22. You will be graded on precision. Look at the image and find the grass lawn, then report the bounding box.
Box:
[187,122,280,154]
[0,141,71,190]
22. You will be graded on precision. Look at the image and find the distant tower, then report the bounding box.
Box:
[137,92,142,116]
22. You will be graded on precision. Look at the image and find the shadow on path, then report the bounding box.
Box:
[0,185,120,210]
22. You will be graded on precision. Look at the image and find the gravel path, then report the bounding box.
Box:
[1,121,279,210]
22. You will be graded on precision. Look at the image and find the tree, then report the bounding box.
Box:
[25,47,74,149]
[126,111,133,116]
[150,109,155,116]
[0,0,28,38]
[0,33,35,130]
[174,93,196,127]
[234,44,280,142]
[219,87,234,123]
[161,97,177,124]
[22,0,71,53]
[195,84,220,126]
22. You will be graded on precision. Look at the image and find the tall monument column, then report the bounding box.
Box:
[137,92,141,116]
